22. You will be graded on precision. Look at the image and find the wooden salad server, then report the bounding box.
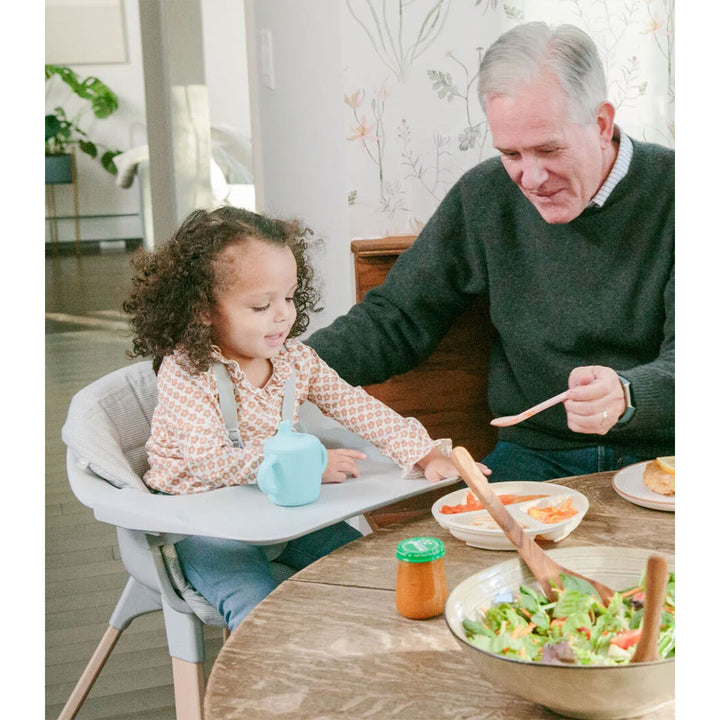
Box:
[630,554,669,663]
[490,390,569,427]
[451,446,616,606]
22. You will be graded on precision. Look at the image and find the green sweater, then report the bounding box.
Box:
[308,138,674,458]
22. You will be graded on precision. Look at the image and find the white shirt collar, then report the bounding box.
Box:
[588,126,633,208]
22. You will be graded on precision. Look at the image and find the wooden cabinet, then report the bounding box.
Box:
[352,236,498,529]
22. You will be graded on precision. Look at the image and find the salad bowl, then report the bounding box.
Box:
[445,546,674,720]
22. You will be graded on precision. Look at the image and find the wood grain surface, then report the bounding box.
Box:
[205,472,675,720]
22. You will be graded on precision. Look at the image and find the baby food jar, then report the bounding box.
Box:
[395,537,448,620]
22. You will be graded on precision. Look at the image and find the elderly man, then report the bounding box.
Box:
[307,22,674,482]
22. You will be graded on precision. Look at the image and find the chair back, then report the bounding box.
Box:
[61,360,228,626]
[61,361,157,491]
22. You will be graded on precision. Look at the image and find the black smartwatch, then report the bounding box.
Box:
[616,375,636,424]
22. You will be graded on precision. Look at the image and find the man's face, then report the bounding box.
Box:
[485,74,615,224]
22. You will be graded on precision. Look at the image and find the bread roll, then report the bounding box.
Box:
[642,460,675,496]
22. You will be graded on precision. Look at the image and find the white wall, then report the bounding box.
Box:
[245,0,674,329]
[246,0,353,332]
[46,0,674,334]
[45,0,147,244]
[45,0,252,245]
[340,0,675,239]
[201,0,251,141]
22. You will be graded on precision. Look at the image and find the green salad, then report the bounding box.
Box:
[462,572,675,665]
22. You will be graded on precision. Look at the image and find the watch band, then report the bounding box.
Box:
[617,375,636,424]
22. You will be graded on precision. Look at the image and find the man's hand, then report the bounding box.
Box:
[565,365,626,435]
[322,448,367,483]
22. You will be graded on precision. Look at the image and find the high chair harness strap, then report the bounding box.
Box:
[214,364,242,448]
[213,364,297,449]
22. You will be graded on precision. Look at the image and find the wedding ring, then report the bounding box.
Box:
[601,409,608,427]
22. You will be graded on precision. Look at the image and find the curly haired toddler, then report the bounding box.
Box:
[123,206,463,629]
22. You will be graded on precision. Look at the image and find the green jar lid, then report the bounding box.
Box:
[396,537,445,563]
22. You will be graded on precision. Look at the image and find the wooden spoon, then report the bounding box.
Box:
[451,446,615,606]
[630,554,669,663]
[490,390,569,427]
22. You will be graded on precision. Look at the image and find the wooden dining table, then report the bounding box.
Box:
[204,471,675,720]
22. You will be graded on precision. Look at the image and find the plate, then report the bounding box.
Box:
[431,481,589,550]
[612,461,675,512]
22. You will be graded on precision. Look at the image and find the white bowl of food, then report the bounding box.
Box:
[432,481,589,550]
[445,546,675,719]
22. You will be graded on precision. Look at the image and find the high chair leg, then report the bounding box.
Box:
[171,657,205,720]
[57,625,122,720]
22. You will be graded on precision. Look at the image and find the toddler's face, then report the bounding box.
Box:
[207,238,298,370]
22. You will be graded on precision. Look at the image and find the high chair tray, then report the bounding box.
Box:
[67,423,459,545]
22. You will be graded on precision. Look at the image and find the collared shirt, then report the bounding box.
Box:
[588,126,633,208]
[144,338,449,494]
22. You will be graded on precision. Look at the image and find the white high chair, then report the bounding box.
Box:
[59,361,459,719]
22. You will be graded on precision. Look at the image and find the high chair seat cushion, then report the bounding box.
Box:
[62,361,157,491]
[61,361,230,625]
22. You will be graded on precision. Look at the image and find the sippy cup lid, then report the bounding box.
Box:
[263,421,320,452]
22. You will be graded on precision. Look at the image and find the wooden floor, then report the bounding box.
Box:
[45,248,224,720]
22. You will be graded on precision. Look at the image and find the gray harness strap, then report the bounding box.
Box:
[213,363,296,561]
[213,364,297,448]
[214,363,242,448]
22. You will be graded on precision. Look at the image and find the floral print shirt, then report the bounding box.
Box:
[144,338,450,494]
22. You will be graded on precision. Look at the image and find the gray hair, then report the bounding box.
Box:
[478,22,607,124]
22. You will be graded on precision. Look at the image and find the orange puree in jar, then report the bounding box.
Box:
[395,537,448,620]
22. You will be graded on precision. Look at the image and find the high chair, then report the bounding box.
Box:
[59,360,460,719]
[59,361,292,720]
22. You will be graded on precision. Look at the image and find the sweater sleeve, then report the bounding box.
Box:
[614,264,674,432]
[306,179,486,386]
[299,345,451,476]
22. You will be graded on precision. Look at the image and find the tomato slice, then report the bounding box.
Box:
[610,628,643,649]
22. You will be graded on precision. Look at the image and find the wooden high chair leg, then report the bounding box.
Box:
[57,625,122,720]
[171,657,205,720]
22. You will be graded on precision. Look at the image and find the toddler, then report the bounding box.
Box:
[124,205,460,630]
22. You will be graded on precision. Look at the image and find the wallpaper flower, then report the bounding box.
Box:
[342,0,674,237]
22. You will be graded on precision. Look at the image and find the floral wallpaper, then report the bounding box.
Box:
[341,0,674,238]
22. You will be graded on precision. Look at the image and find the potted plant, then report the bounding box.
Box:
[45,64,123,183]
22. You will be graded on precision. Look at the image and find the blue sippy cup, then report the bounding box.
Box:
[256,421,328,506]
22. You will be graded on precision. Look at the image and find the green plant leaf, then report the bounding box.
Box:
[78,140,98,158]
[45,114,62,141]
[82,77,119,118]
[101,150,121,175]
[45,64,123,174]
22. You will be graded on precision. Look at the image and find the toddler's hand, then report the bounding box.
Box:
[418,447,491,483]
[422,455,459,483]
[322,448,367,484]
